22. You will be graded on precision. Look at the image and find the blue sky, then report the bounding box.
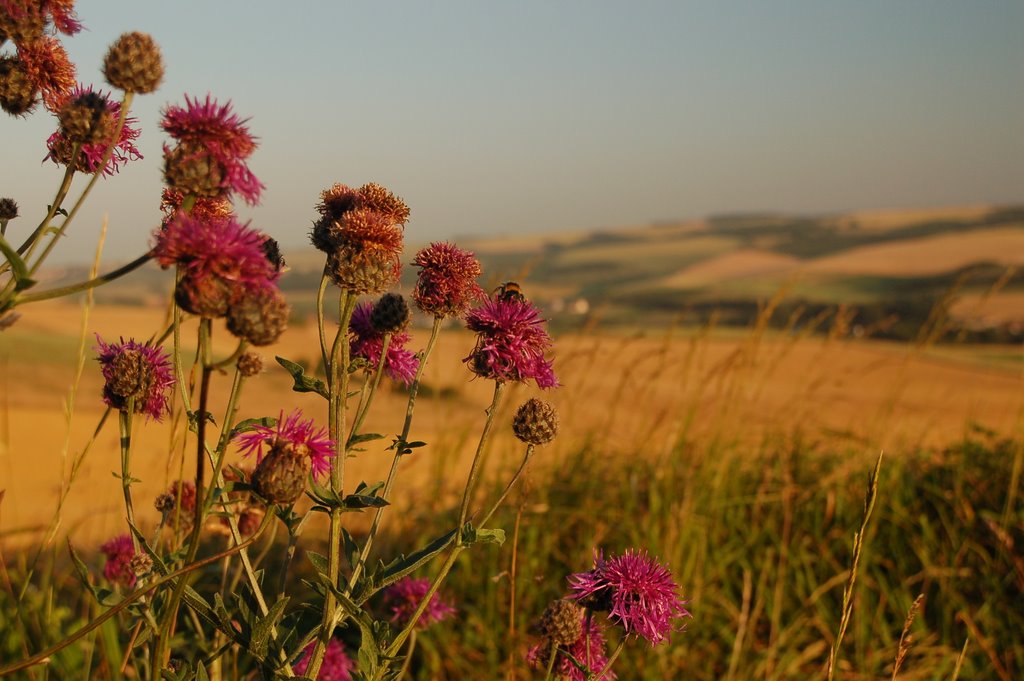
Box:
[3,0,1022,262]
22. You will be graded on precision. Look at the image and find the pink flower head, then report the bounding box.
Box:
[526,616,613,681]
[464,294,558,388]
[235,410,335,480]
[0,0,82,39]
[95,335,175,420]
[349,302,419,385]
[412,242,485,319]
[153,212,279,288]
[568,549,690,647]
[45,85,142,175]
[16,35,75,110]
[293,638,353,681]
[383,577,456,630]
[161,94,263,204]
[100,534,136,589]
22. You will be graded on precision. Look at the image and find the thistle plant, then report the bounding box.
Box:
[0,4,693,680]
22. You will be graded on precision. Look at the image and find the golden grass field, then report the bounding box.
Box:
[1,298,1021,551]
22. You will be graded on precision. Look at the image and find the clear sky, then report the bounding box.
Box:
[3,0,1023,263]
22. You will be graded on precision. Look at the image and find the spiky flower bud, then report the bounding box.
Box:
[539,599,584,646]
[0,56,38,116]
[129,552,153,580]
[57,91,112,144]
[512,398,559,445]
[174,272,234,318]
[163,143,224,198]
[371,293,410,334]
[226,286,290,346]
[251,445,312,505]
[0,198,18,221]
[327,248,399,296]
[237,352,263,377]
[103,32,164,94]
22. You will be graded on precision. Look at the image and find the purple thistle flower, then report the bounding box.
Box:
[568,549,690,647]
[95,335,175,420]
[100,534,136,589]
[383,576,456,630]
[526,617,614,681]
[235,410,335,480]
[293,638,353,681]
[45,85,142,175]
[464,295,558,388]
[349,302,419,385]
[411,241,485,319]
[153,213,279,286]
[160,94,263,205]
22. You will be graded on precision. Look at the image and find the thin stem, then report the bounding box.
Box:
[396,630,417,680]
[0,523,269,678]
[12,149,77,258]
[457,381,506,543]
[347,333,391,445]
[306,289,356,679]
[542,638,558,680]
[381,546,463,663]
[346,317,443,592]
[477,444,534,530]
[26,93,134,278]
[118,403,139,548]
[13,252,152,306]
[592,639,625,680]
[316,270,330,374]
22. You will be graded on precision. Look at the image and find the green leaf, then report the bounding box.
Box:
[229,416,277,439]
[347,432,385,447]
[306,551,329,577]
[0,233,36,292]
[249,596,289,660]
[369,529,458,598]
[342,493,388,510]
[67,541,104,605]
[127,520,169,576]
[342,529,360,569]
[276,356,329,399]
[195,663,210,681]
[473,527,506,545]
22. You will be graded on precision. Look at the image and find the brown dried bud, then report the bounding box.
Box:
[0,56,39,116]
[0,197,18,221]
[0,11,44,45]
[512,398,559,445]
[103,32,164,94]
[252,446,311,505]
[371,293,410,334]
[237,352,263,377]
[164,144,224,199]
[226,286,290,346]
[237,508,264,536]
[106,349,155,404]
[174,272,234,318]
[58,91,112,144]
[129,553,154,579]
[358,182,410,225]
[262,237,285,272]
[326,248,399,296]
[539,599,583,646]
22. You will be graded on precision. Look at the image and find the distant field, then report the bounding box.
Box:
[1,300,1021,549]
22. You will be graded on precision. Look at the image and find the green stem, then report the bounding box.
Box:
[305,289,357,679]
[15,148,77,257]
[0,522,269,678]
[457,381,506,543]
[542,638,558,681]
[26,93,134,279]
[346,317,442,592]
[118,403,138,548]
[13,252,152,306]
[316,270,330,374]
[396,630,417,680]
[592,639,625,680]
[347,333,391,445]
[477,444,534,530]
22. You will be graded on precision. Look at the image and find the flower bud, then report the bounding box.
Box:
[237,351,263,377]
[0,197,18,221]
[252,446,311,505]
[103,32,164,94]
[163,143,224,198]
[370,293,410,334]
[0,56,38,116]
[539,599,584,646]
[512,398,559,445]
[327,248,399,296]
[226,285,290,346]
[174,272,234,318]
[58,91,112,144]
